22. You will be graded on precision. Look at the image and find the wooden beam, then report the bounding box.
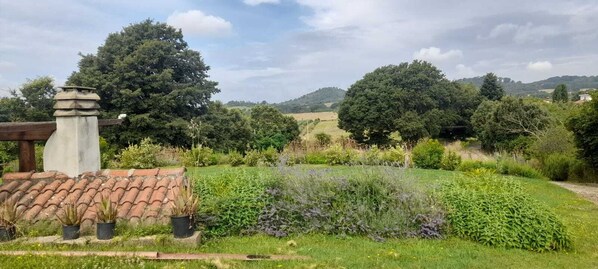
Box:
[18,141,36,172]
[0,119,123,141]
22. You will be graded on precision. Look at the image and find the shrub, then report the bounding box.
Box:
[379,146,406,166]
[193,170,272,237]
[304,151,327,164]
[182,146,216,167]
[441,150,461,171]
[314,132,332,146]
[457,160,497,172]
[118,138,163,169]
[497,158,543,179]
[323,145,357,165]
[256,168,445,239]
[261,146,279,166]
[243,150,262,167]
[412,139,444,169]
[440,172,570,251]
[99,137,117,169]
[361,146,382,165]
[542,154,574,181]
[227,151,244,167]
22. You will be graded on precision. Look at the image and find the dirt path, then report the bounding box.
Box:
[551,182,598,206]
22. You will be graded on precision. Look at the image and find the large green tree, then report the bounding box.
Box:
[338,60,482,145]
[479,73,505,101]
[67,20,219,147]
[552,84,569,103]
[567,92,598,169]
[472,97,551,151]
[249,105,300,150]
[190,102,252,153]
[0,76,56,122]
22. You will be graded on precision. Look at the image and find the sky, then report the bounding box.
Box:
[1,0,598,102]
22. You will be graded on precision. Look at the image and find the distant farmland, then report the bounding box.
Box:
[287,112,349,141]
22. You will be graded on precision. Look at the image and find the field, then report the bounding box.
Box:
[288,112,349,141]
[1,166,597,268]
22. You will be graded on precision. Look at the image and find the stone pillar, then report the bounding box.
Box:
[44,86,101,177]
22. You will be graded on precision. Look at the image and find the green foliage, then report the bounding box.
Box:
[250,105,300,150]
[472,97,550,151]
[314,132,332,146]
[361,146,383,165]
[117,138,163,169]
[338,60,482,145]
[261,146,279,166]
[567,92,598,169]
[457,160,497,172]
[379,146,406,166]
[257,168,445,239]
[99,137,117,169]
[412,139,445,169]
[57,203,82,226]
[441,150,461,171]
[34,145,44,172]
[304,151,328,164]
[497,158,544,179]
[479,73,505,101]
[323,145,357,165]
[95,195,118,223]
[440,172,570,251]
[189,102,252,153]
[182,145,216,167]
[0,76,56,122]
[243,150,262,167]
[542,154,575,181]
[171,184,200,217]
[552,84,569,103]
[194,170,271,237]
[67,20,219,148]
[226,151,244,167]
[457,75,598,97]
[528,125,576,161]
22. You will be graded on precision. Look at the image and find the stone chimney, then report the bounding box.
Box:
[43,86,101,177]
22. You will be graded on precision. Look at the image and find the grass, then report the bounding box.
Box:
[287,111,339,121]
[0,166,597,268]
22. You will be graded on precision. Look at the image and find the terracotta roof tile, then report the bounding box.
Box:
[56,178,75,192]
[132,168,159,177]
[31,171,57,180]
[2,172,34,182]
[0,167,185,226]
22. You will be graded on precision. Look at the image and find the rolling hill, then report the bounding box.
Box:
[225,87,346,113]
[456,75,598,97]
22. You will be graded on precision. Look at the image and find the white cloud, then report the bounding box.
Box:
[527,61,553,71]
[167,10,232,37]
[413,47,463,62]
[455,64,476,78]
[243,0,280,6]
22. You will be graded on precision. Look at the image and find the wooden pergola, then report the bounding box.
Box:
[0,119,122,172]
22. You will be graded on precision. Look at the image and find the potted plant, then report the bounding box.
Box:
[95,195,118,240]
[0,200,22,241]
[57,203,82,240]
[170,183,199,238]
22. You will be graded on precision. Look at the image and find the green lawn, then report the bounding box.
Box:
[1,166,597,268]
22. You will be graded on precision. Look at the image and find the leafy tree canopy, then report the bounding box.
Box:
[0,76,56,122]
[190,102,252,153]
[338,60,482,145]
[567,92,598,169]
[249,105,300,150]
[472,97,551,151]
[67,19,219,148]
[552,84,569,103]
[479,72,505,101]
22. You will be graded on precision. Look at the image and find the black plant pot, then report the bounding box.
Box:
[0,226,16,241]
[96,222,116,240]
[171,215,194,238]
[62,225,80,240]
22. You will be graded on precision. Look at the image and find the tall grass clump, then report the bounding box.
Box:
[497,158,544,179]
[193,170,272,237]
[440,171,570,251]
[457,160,497,172]
[256,168,445,240]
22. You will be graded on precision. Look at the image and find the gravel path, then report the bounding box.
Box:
[551,181,598,206]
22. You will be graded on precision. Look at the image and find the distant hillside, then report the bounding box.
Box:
[456,75,598,97]
[276,87,346,113]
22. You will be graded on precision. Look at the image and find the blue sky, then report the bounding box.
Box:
[2,0,598,102]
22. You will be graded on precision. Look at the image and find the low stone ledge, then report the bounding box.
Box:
[13,232,201,247]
